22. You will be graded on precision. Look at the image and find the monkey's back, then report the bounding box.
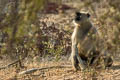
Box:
[77,22,98,57]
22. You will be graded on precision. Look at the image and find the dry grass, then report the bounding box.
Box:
[0,56,120,80]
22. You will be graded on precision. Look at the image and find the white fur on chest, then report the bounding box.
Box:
[71,27,84,42]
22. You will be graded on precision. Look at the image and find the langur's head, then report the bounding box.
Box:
[73,11,91,26]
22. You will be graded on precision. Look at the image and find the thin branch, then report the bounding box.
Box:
[18,65,71,75]
[0,57,25,70]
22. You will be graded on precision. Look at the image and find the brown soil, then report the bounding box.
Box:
[0,56,120,80]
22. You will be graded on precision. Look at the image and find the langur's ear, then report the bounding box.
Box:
[87,13,90,18]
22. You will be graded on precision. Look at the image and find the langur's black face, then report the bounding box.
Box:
[75,12,90,22]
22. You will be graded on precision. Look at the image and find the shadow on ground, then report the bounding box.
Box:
[110,65,120,70]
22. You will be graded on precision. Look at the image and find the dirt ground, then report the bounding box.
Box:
[0,56,120,80]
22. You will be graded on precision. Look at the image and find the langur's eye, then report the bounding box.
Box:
[76,12,81,16]
[75,16,81,21]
